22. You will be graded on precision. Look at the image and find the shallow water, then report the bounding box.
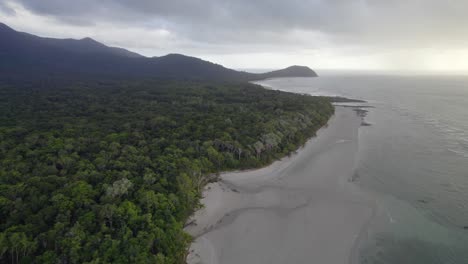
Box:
[255,74,468,264]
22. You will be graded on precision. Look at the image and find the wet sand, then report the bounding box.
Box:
[185,107,376,264]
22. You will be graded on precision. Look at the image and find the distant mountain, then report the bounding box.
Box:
[0,22,318,81]
[258,66,318,79]
[0,23,142,58]
[40,37,144,58]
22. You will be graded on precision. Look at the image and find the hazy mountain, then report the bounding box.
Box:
[0,22,317,81]
[258,66,318,79]
[39,37,144,58]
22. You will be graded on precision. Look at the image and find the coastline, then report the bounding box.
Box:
[185,106,377,264]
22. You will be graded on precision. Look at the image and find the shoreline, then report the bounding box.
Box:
[185,106,377,264]
[185,109,336,238]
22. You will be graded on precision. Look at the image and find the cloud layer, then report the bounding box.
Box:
[2,0,468,70]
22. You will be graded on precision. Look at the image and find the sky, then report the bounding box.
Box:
[2,0,468,72]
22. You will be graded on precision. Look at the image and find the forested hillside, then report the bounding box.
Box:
[0,80,333,263]
[0,23,317,82]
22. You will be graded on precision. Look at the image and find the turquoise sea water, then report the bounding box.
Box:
[256,74,468,264]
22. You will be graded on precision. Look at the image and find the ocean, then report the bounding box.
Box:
[255,74,468,264]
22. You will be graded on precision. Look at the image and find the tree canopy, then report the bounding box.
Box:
[0,80,333,263]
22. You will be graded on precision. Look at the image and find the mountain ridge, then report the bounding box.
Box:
[0,22,318,81]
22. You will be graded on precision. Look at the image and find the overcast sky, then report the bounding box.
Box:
[2,0,468,72]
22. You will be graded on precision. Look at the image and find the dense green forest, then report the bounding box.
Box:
[0,80,333,263]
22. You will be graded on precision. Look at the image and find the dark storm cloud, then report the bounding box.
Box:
[9,0,468,49]
[11,0,365,31]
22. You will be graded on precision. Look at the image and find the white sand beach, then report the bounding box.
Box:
[185,107,377,264]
